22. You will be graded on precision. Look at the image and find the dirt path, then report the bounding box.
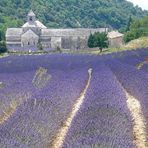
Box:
[126,92,147,148]
[48,68,92,148]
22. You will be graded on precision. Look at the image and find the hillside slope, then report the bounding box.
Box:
[0,0,148,39]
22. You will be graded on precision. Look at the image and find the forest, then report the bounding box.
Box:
[124,16,148,42]
[0,0,148,41]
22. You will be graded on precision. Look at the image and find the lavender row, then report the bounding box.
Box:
[141,63,148,73]
[0,71,35,116]
[63,63,134,148]
[0,54,98,73]
[0,68,88,147]
[0,48,147,73]
[106,60,148,141]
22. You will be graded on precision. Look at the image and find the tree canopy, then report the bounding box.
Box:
[0,0,147,39]
[0,41,7,53]
[124,16,148,42]
[88,32,108,49]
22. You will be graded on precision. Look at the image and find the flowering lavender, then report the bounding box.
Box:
[32,67,52,89]
[63,64,135,147]
[107,59,148,143]
[0,48,147,147]
[0,66,88,147]
[140,62,148,73]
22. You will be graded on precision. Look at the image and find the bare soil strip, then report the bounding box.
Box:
[136,61,146,69]
[126,92,147,148]
[0,101,17,124]
[136,58,148,70]
[0,93,30,125]
[32,67,51,89]
[48,68,92,148]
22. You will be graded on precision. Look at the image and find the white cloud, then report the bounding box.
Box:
[128,0,148,10]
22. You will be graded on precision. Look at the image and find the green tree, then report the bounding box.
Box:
[0,30,5,41]
[94,32,108,49]
[126,15,132,31]
[0,0,147,38]
[124,16,148,42]
[87,33,95,48]
[88,32,108,51]
[0,41,7,53]
[56,46,62,53]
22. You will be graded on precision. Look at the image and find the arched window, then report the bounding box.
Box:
[29,16,33,21]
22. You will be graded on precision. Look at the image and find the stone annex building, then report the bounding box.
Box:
[6,10,109,51]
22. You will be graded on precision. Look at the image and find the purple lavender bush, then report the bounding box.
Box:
[0,47,147,147]
[0,64,88,147]
[106,59,148,142]
[63,64,135,148]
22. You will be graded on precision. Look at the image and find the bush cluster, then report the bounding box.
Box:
[124,16,148,43]
[0,41,7,53]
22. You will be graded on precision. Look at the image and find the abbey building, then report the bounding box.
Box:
[6,10,108,51]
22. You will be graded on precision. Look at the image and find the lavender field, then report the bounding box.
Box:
[0,48,148,148]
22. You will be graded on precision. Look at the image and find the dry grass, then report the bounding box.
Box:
[125,37,148,49]
[99,36,148,55]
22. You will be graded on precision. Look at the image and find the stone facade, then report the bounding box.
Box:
[6,10,108,51]
[107,31,124,48]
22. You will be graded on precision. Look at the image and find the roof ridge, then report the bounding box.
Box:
[22,29,38,37]
[28,10,35,16]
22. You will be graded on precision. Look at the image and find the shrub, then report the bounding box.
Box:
[57,46,62,53]
[124,29,144,43]
[0,41,7,53]
[37,42,43,51]
[124,16,148,43]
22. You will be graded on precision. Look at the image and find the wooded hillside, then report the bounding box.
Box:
[0,0,148,40]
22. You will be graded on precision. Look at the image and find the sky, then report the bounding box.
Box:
[128,0,148,10]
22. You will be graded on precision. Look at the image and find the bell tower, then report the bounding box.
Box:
[27,10,36,23]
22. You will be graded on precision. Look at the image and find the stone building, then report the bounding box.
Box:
[6,10,108,51]
[107,31,124,48]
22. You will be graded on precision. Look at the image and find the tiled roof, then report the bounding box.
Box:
[6,28,22,36]
[22,29,39,38]
[41,28,107,37]
[107,31,124,39]
[22,20,47,29]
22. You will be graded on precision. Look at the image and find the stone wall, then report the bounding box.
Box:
[41,28,107,50]
[21,30,39,47]
[6,28,108,51]
[108,37,124,48]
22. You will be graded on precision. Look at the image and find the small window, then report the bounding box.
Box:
[30,17,33,21]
